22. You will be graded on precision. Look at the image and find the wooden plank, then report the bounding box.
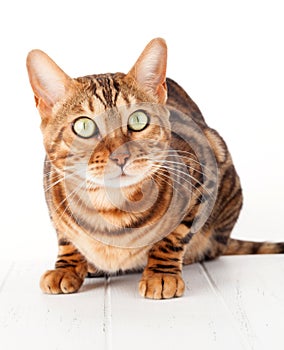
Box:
[108,263,250,350]
[0,261,106,350]
[204,255,284,350]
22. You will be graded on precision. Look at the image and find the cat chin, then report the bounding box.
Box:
[87,174,145,189]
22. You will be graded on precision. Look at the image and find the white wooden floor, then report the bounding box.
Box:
[1,255,284,350]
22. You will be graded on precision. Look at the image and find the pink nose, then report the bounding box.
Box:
[110,152,130,166]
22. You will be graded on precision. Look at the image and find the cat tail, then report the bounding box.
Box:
[223,238,284,255]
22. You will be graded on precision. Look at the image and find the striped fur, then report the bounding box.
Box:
[27,38,284,299]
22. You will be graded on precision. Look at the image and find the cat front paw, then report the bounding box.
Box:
[40,269,84,294]
[139,272,185,299]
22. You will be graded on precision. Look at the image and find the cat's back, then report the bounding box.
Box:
[166,78,206,127]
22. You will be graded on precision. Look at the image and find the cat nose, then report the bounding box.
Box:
[110,151,130,166]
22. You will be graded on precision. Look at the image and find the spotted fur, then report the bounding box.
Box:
[27,38,284,299]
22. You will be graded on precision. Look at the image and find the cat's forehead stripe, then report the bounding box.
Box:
[87,74,135,110]
[92,75,122,109]
[88,98,95,113]
[93,83,108,109]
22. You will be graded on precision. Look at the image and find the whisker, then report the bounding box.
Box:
[151,171,189,198]
[76,180,93,220]
[151,166,197,194]
[44,176,65,193]
[150,164,215,201]
[53,180,87,221]
[43,171,62,179]
[164,166,215,199]
[151,159,205,177]
[150,166,205,200]
[136,154,203,174]
[147,150,216,175]
[44,169,86,193]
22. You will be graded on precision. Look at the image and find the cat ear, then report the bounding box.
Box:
[127,38,168,104]
[26,50,74,109]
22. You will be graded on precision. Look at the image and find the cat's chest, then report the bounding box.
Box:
[69,226,150,272]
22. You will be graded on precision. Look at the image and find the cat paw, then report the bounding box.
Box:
[40,269,84,294]
[139,273,185,299]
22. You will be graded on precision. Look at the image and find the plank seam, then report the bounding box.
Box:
[103,276,112,350]
[0,262,14,293]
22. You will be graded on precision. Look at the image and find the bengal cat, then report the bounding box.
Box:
[26,38,284,299]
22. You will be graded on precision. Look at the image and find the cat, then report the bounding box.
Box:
[26,38,284,299]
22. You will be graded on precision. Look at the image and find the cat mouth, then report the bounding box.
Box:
[87,171,144,188]
[86,163,154,189]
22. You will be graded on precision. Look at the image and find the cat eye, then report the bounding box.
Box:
[72,117,97,138]
[128,110,149,131]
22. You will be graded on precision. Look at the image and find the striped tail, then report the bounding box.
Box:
[224,238,284,255]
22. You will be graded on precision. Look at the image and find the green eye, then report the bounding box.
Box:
[128,110,149,131]
[72,117,97,138]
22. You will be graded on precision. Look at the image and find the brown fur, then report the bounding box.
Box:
[27,38,284,299]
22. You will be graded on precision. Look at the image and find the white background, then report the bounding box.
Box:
[0,0,283,260]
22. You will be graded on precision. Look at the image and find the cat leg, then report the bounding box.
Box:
[40,238,88,294]
[139,224,191,299]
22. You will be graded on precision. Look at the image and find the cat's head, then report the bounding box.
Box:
[27,38,172,189]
